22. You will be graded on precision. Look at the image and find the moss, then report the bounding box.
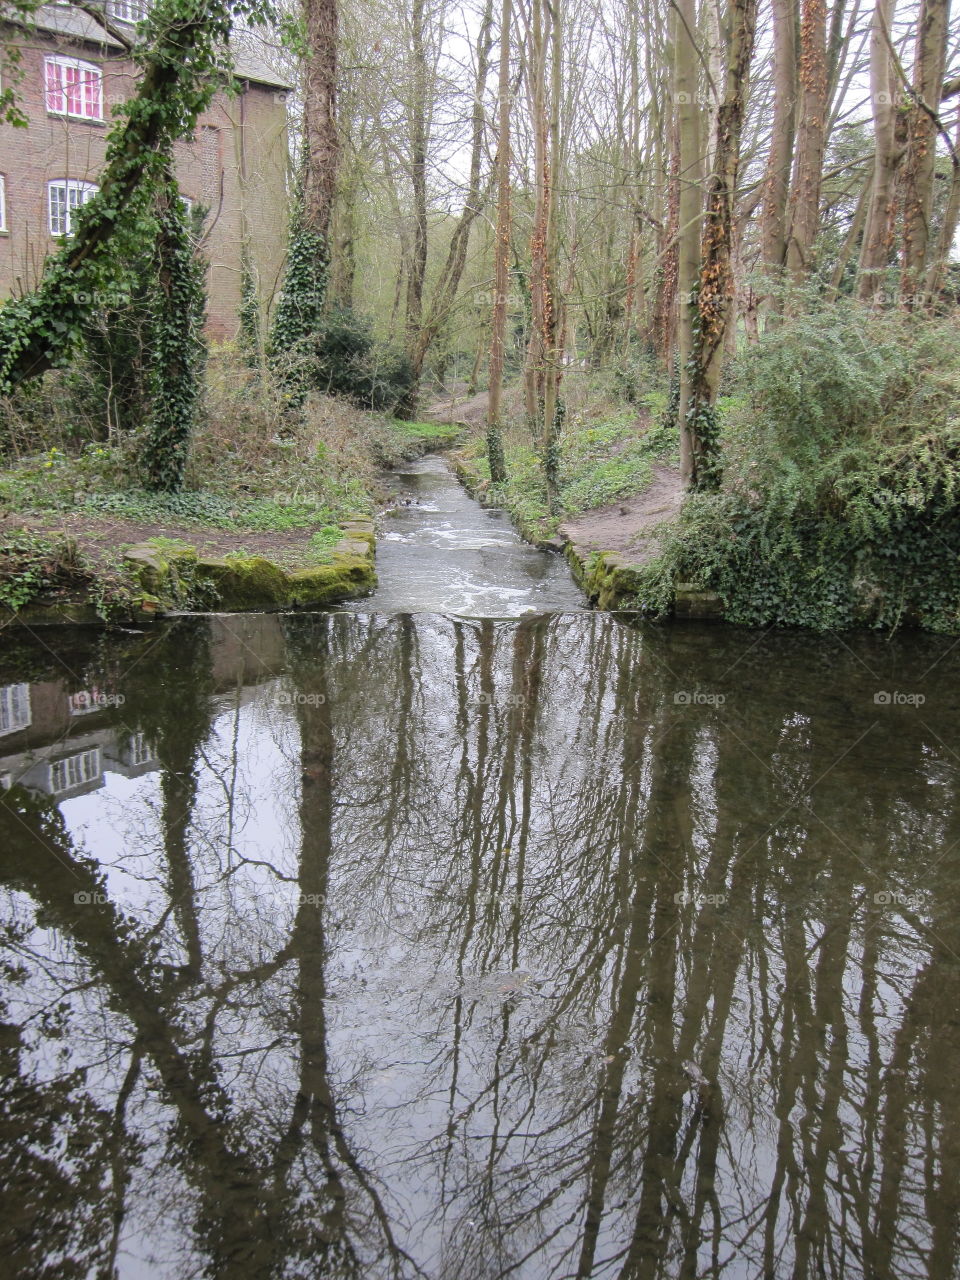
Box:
[337,523,376,551]
[7,519,376,623]
[287,555,375,606]
[565,546,650,611]
[194,556,290,610]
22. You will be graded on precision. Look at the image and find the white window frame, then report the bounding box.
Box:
[126,731,155,767]
[0,683,31,736]
[44,56,104,122]
[48,179,98,237]
[49,748,101,794]
[0,175,6,233]
[107,0,149,20]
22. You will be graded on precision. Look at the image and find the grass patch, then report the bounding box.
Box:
[460,408,677,539]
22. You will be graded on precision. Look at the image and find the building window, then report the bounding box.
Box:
[0,175,6,232]
[107,0,149,19]
[126,732,155,767]
[44,56,103,121]
[49,748,101,794]
[0,683,31,736]
[48,180,98,237]
[68,688,105,716]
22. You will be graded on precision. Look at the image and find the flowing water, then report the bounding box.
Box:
[2,457,960,1279]
[357,454,585,616]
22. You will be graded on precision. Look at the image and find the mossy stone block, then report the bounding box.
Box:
[194,556,289,609]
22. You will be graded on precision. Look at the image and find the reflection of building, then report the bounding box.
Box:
[0,721,160,800]
[0,679,159,800]
[0,682,31,736]
[0,616,287,799]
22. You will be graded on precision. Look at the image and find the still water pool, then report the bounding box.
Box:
[1,460,958,1278]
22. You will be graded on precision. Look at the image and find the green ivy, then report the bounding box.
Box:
[141,179,208,491]
[628,302,960,633]
[0,0,276,394]
[238,242,263,370]
[269,161,330,406]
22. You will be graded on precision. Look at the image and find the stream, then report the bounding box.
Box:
[1,455,960,1278]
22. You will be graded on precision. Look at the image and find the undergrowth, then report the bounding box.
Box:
[627,303,960,632]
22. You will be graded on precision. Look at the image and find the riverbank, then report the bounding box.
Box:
[0,402,461,625]
[433,302,960,634]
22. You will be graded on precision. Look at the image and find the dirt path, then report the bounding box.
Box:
[425,392,684,565]
[558,465,684,563]
[425,390,492,427]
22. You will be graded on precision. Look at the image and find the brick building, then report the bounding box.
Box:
[0,3,291,337]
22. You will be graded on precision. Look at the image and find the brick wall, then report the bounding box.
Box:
[0,26,289,339]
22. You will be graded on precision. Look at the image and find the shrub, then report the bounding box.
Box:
[310,306,414,414]
[630,301,960,632]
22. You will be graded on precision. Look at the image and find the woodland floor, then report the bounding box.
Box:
[558,465,684,562]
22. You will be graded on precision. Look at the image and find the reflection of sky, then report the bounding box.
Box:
[3,610,959,1278]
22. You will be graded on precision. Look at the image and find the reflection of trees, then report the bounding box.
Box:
[0,614,959,1277]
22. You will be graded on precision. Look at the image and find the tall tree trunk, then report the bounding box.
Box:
[486,0,512,485]
[925,115,960,299]
[302,0,340,245]
[686,0,758,490]
[674,0,703,487]
[900,0,952,304]
[759,0,798,307]
[541,0,564,513]
[524,0,564,512]
[785,0,828,284]
[857,0,905,300]
[405,0,429,345]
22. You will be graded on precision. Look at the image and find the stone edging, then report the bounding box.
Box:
[8,519,377,627]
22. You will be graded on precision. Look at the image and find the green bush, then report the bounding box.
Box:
[630,302,960,632]
[310,307,414,414]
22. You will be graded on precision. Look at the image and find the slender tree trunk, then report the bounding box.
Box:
[760,0,798,307]
[925,115,960,299]
[900,0,951,304]
[785,0,828,285]
[486,0,511,484]
[525,0,549,432]
[405,0,429,344]
[674,0,703,487]
[686,0,758,489]
[541,0,564,513]
[857,0,905,300]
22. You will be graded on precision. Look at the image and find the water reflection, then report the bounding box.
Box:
[1,613,959,1278]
